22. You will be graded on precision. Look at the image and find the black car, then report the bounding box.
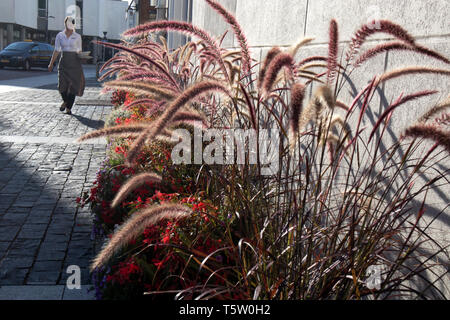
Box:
[0,41,55,71]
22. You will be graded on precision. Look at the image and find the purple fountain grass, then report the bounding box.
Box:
[346,20,416,62]
[104,80,176,101]
[298,86,334,134]
[130,45,164,59]
[239,83,257,130]
[91,204,191,270]
[288,83,306,150]
[205,0,251,75]
[100,62,140,79]
[408,44,450,64]
[169,109,209,128]
[261,53,295,96]
[98,68,121,81]
[354,41,450,67]
[417,94,450,123]
[125,81,232,166]
[117,72,177,89]
[258,47,282,89]
[122,20,230,81]
[328,115,348,135]
[402,124,450,153]
[125,98,162,109]
[111,172,162,208]
[100,55,129,73]
[288,37,315,57]
[432,112,450,126]
[77,124,150,142]
[326,19,339,85]
[368,90,438,142]
[95,41,180,89]
[376,66,450,86]
[297,56,329,67]
[335,100,350,111]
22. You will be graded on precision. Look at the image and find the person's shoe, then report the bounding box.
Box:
[65,107,72,115]
[60,102,67,111]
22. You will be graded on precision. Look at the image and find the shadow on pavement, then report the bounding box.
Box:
[71,113,105,130]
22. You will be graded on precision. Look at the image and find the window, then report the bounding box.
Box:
[4,42,32,51]
[38,0,47,18]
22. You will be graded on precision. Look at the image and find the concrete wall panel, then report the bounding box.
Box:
[0,0,14,24]
[235,0,308,47]
[305,0,450,44]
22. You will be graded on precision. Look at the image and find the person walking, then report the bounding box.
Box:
[48,16,85,115]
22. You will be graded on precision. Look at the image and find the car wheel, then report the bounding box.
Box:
[23,60,31,71]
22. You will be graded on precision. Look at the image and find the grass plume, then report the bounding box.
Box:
[288,83,306,150]
[258,47,282,89]
[417,94,450,123]
[354,41,450,67]
[347,20,416,62]
[298,85,334,133]
[91,204,191,270]
[261,53,295,96]
[105,80,176,101]
[403,124,450,153]
[126,81,231,166]
[111,172,162,208]
[376,66,450,85]
[327,19,339,85]
[122,20,229,81]
[77,124,149,142]
[205,0,251,75]
[369,90,438,142]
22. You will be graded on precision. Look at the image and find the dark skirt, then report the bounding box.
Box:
[58,51,85,97]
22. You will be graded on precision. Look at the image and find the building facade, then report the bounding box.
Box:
[127,0,192,50]
[0,0,129,61]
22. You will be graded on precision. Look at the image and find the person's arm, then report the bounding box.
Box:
[76,34,82,54]
[48,49,60,72]
[48,33,61,72]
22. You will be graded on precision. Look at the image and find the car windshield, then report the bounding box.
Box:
[4,42,33,51]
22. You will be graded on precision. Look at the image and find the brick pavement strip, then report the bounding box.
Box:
[0,83,111,299]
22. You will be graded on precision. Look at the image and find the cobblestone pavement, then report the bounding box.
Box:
[0,79,112,298]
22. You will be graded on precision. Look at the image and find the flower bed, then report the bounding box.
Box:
[80,93,243,299]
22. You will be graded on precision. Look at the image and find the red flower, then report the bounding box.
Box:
[162,235,170,244]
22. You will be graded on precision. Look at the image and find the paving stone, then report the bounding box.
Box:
[8,239,41,257]
[0,286,65,300]
[43,234,71,243]
[0,226,20,241]
[16,224,48,239]
[0,256,34,271]
[0,268,29,285]
[30,260,63,273]
[26,271,60,285]
[0,241,11,258]
[0,80,110,290]
[40,240,69,251]
[36,249,67,261]
[62,285,95,300]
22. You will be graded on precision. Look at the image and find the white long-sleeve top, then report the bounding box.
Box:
[54,30,82,53]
